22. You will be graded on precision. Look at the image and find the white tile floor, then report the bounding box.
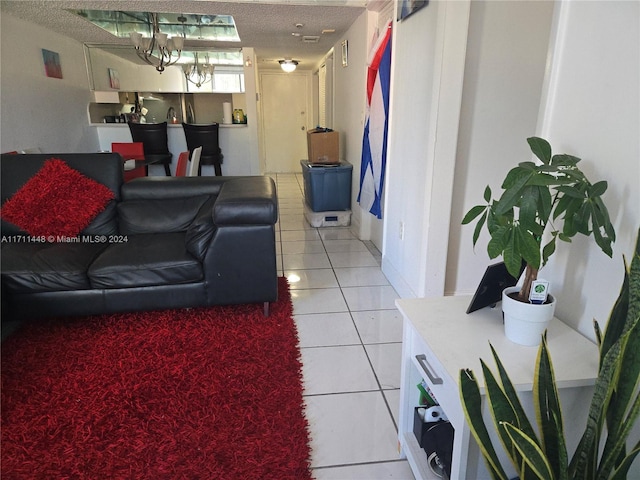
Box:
[272,173,415,480]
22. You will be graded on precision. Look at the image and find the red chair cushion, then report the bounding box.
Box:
[175,151,190,177]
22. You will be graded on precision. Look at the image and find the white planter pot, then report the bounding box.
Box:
[502,286,556,346]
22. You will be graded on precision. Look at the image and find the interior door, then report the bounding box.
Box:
[261,72,309,173]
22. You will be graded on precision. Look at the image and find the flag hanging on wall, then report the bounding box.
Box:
[358,21,392,219]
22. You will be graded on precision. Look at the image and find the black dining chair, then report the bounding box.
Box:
[182,123,224,176]
[128,122,172,176]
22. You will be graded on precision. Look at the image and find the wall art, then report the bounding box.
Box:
[42,49,63,79]
[108,68,120,89]
[397,0,429,21]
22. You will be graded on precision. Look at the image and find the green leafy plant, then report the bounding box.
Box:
[462,137,616,302]
[459,228,640,479]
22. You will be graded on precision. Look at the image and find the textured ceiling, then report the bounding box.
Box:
[0,0,371,70]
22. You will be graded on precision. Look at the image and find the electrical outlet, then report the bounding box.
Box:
[399,221,404,240]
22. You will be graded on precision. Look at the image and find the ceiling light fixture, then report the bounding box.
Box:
[279,59,299,73]
[129,13,184,73]
[183,52,214,88]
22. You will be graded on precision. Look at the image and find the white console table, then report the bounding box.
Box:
[396,296,599,480]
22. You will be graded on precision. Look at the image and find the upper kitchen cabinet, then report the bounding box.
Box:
[85,45,245,93]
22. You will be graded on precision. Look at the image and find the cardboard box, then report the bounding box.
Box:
[307,129,339,164]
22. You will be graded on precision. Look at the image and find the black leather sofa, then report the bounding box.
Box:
[0,153,279,321]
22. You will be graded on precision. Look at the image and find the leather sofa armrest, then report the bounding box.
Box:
[214,177,278,225]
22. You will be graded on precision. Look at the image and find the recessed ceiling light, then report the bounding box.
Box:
[321,29,336,34]
[295,23,304,28]
[291,32,302,37]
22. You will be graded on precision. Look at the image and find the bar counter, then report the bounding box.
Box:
[92,123,251,176]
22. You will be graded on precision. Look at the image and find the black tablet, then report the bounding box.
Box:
[466,261,525,314]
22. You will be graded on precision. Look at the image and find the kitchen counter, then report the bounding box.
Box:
[93,123,247,128]
[92,123,252,176]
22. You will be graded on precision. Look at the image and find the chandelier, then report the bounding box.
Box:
[183,53,215,88]
[129,13,184,73]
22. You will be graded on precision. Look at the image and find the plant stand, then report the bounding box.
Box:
[396,296,598,479]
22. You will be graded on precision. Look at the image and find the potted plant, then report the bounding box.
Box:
[462,137,616,345]
[459,228,639,479]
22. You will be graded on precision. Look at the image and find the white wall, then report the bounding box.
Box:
[446,1,555,295]
[536,1,640,338]
[0,14,98,153]
[382,0,469,298]
[331,10,371,240]
[385,0,638,340]
[382,1,443,298]
[87,47,185,93]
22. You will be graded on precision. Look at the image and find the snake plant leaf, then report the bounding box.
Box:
[527,137,552,165]
[551,410,569,480]
[599,387,640,478]
[599,256,631,363]
[593,319,604,348]
[533,335,565,478]
[502,422,554,480]
[626,228,640,333]
[489,345,538,441]
[460,368,510,480]
[481,360,524,467]
[609,441,640,480]
[599,236,640,476]
[569,338,622,478]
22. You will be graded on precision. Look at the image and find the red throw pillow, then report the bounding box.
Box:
[0,158,115,239]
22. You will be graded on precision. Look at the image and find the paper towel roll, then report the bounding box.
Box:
[223,102,232,125]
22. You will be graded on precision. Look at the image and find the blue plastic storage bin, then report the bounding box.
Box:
[300,160,352,212]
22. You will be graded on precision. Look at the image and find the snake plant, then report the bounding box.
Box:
[459,227,640,479]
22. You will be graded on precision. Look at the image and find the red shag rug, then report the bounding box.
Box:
[1,278,312,479]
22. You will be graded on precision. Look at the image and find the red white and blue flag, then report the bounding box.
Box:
[358,21,392,219]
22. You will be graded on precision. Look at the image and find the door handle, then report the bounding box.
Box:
[415,354,443,385]
[301,126,306,131]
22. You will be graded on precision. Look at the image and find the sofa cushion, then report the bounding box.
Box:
[0,158,115,238]
[117,196,209,234]
[1,242,109,293]
[88,233,203,288]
